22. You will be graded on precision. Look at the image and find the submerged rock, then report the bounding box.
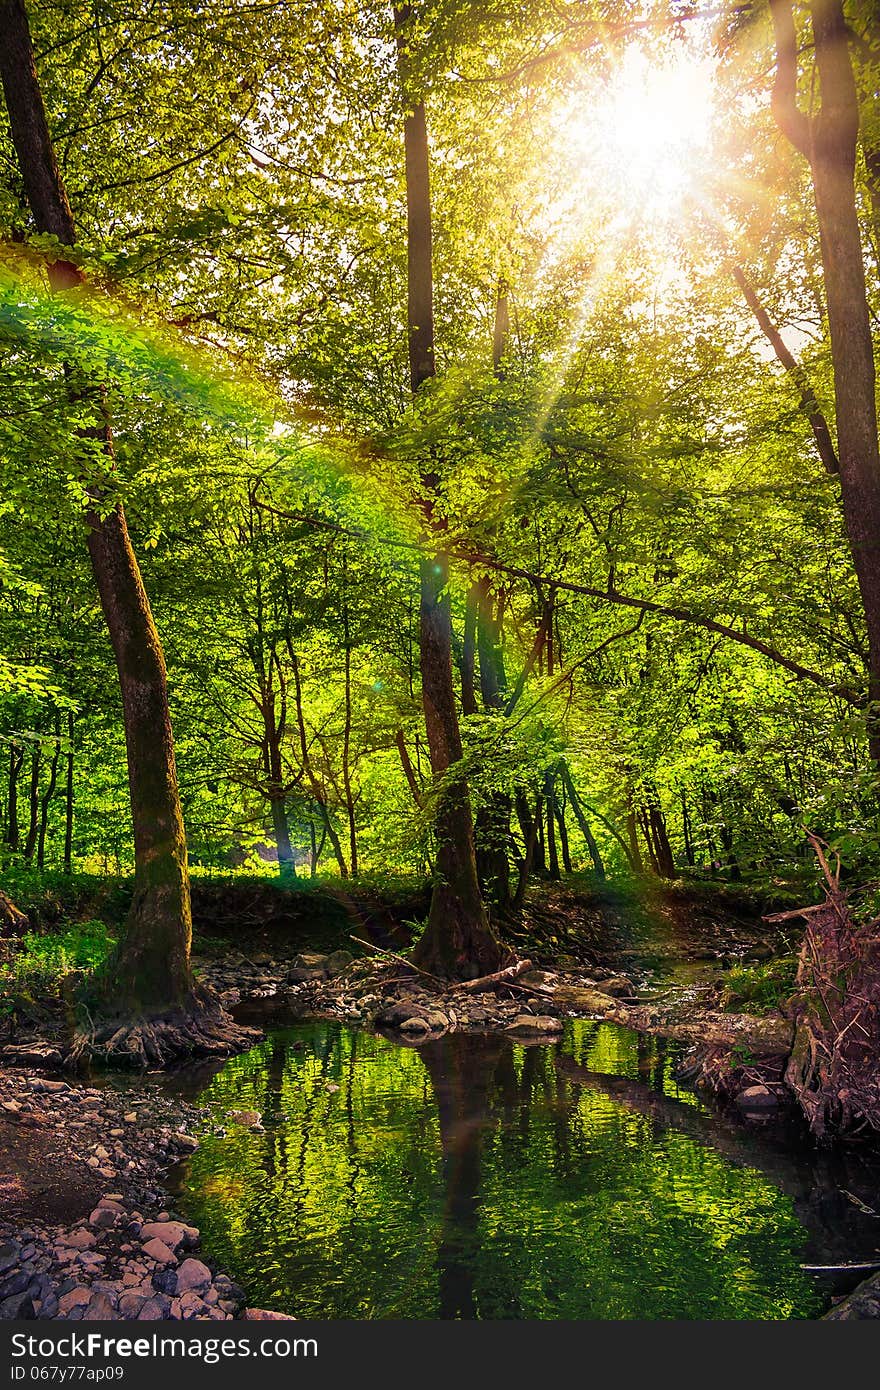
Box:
[505,1015,564,1038]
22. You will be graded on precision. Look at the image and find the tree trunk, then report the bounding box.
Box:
[770,0,880,762]
[23,738,40,860]
[0,0,249,1064]
[341,558,358,878]
[37,714,61,869]
[63,711,73,874]
[559,764,607,878]
[461,582,479,716]
[555,796,573,875]
[6,740,22,851]
[395,6,501,977]
[414,556,501,975]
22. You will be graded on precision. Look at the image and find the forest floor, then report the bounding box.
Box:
[0,871,877,1320]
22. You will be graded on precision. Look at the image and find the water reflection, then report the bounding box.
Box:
[170,1020,880,1320]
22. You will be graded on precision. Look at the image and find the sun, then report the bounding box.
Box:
[560,43,717,228]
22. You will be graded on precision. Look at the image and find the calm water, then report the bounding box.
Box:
[170,1019,880,1320]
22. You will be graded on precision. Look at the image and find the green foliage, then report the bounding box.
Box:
[0,919,114,1003]
[722,957,799,1016]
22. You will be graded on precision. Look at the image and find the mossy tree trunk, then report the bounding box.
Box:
[0,0,251,1062]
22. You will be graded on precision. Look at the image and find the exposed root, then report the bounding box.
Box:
[780,833,880,1142]
[67,983,261,1070]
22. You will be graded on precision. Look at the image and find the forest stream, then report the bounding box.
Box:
[157,1017,880,1321]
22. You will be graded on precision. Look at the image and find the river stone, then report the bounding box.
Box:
[140,1221,194,1251]
[325,948,354,977]
[0,1292,34,1320]
[735,1085,781,1113]
[0,1242,19,1274]
[505,1015,564,1037]
[136,1298,167,1320]
[66,1230,97,1250]
[58,1287,91,1316]
[288,953,329,982]
[825,1272,880,1319]
[399,1017,430,1033]
[142,1238,177,1265]
[175,1259,212,1294]
[243,1308,297,1320]
[89,1206,119,1230]
[118,1292,147,1318]
[595,976,636,998]
[83,1292,117,1320]
[375,998,428,1027]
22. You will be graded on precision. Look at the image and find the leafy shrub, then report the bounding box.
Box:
[721,955,798,1015]
[0,919,115,1002]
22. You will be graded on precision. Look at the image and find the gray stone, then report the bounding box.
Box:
[735,1084,781,1113]
[136,1298,167,1320]
[83,1292,117,1320]
[175,1259,212,1295]
[287,952,329,982]
[0,1242,19,1274]
[118,1293,147,1318]
[325,949,354,978]
[505,1014,564,1038]
[0,1292,34,1320]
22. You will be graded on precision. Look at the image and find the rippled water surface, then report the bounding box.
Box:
[170,1019,880,1319]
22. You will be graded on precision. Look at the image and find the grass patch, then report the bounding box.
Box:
[0,919,115,1013]
[721,955,798,1015]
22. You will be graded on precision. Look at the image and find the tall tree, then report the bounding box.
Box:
[0,0,246,1064]
[394,5,503,976]
[769,0,880,761]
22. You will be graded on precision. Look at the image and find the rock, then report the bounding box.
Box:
[65,1230,97,1250]
[552,985,630,1015]
[0,1292,34,1320]
[136,1298,167,1320]
[179,1289,209,1318]
[375,998,428,1027]
[152,1270,179,1296]
[595,976,636,998]
[123,1113,138,1124]
[325,949,354,978]
[118,1293,147,1318]
[173,1133,199,1152]
[243,1308,297,1320]
[58,1287,92,1316]
[0,1242,19,1274]
[142,1238,177,1265]
[175,1259,212,1295]
[139,1221,195,1252]
[287,953,329,982]
[82,1292,117,1320]
[89,1207,120,1230]
[0,1271,31,1298]
[399,1017,430,1033]
[824,1272,880,1319]
[735,1085,782,1114]
[227,1110,262,1130]
[505,1014,564,1038]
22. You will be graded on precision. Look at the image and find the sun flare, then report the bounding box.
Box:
[562,44,717,227]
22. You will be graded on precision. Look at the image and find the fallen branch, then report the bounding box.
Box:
[454,959,533,993]
[349,935,444,987]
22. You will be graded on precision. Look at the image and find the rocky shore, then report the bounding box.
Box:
[0,1068,294,1322]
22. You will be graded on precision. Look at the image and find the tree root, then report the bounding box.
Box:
[777,834,880,1142]
[67,984,261,1070]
